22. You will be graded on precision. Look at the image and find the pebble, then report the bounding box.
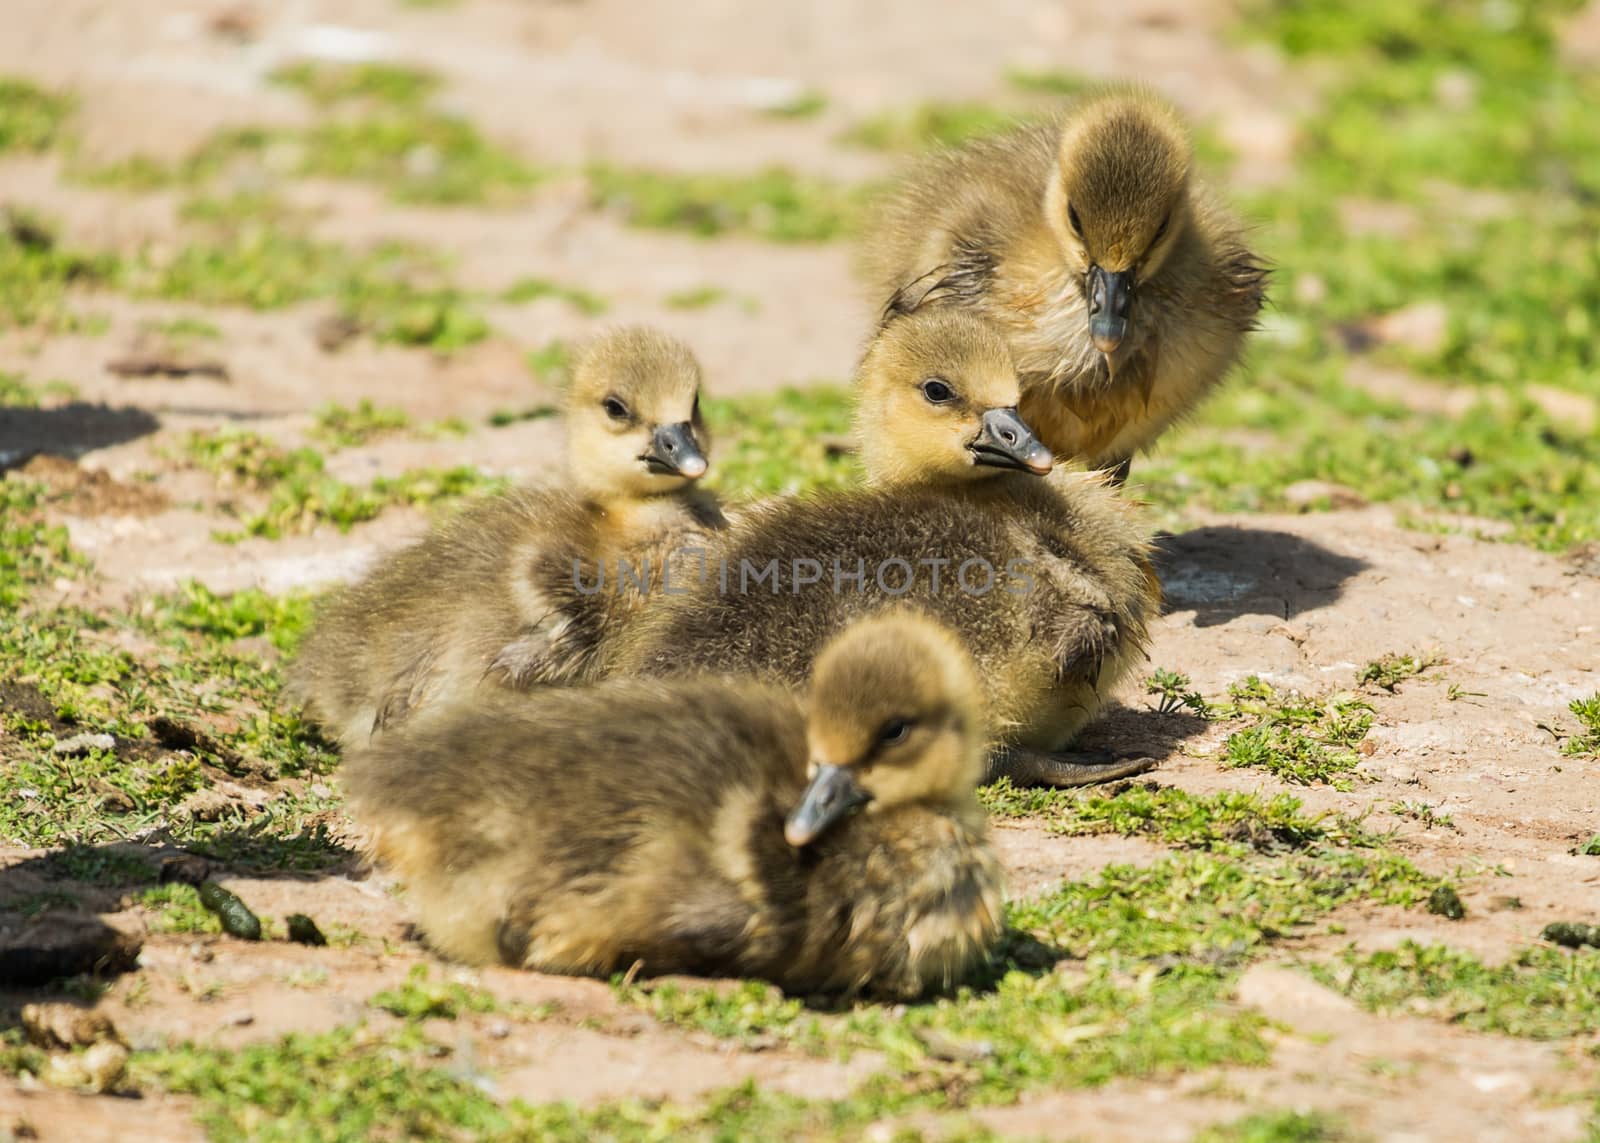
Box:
[50,733,116,756]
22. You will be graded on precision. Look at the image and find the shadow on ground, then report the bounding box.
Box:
[1074,701,1212,762]
[0,404,162,471]
[1154,526,1369,628]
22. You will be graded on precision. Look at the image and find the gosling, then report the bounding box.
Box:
[344,613,1004,999]
[611,308,1161,788]
[859,88,1267,481]
[288,327,721,747]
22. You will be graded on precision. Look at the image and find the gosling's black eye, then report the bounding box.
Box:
[1152,212,1171,244]
[603,397,629,421]
[878,718,913,746]
[1067,201,1084,237]
[920,378,955,405]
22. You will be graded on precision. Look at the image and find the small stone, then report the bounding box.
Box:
[1385,763,1418,783]
[179,788,247,823]
[485,1020,512,1040]
[1542,921,1600,949]
[96,788,136,813]
[223,1011,255,1027]
[21,1004,123,1051]
[1427,884,1467,921]
[313,313,364,353]
[1293,273,1327,306]
[918,1030,995,1063]
[1372,300,1450,355]
[286,914,327,947]
[50,733,116,757]
[41,1041,128,1094]
[199,882,263,941]
[159,854,212,887]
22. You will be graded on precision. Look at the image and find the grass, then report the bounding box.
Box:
[137,969,1267,1139]
[310,400,412,449]
[122,202,490,351]
[1004,69,1095,98]
[138,884,225,935]
[664,285,730,310]
[760,89,828,120]
[0,589,340,849]
[1134,354,1600,551]
[1009,845,1434,963]
[1196,1111,1355,1143]
[839,103,1022,153]
[0,509,336,852]
[245,465,501,540]
[524,339,573,385]
[179,425,506,539]
[500,276,608,315]
[1249,0,1594,200]
[270,62,441,109]
[702,385,859,497]
[1358,651,1439,692]
[370,965,498,1020]
[0,371,76,408]
[138,1023,524,1142]
[82,62,536,207]
[984,783,1345,855]
[1312,941,1600,1041]
[142,315,223,342]
[1218,678,1374,790]
[1145,667,1215,717]
[1560,694,1600,757]
[296,113,538,206]
[0,76,72,153]
[587,164,865,242]
[0,212,118,332]
[0,477,85,609]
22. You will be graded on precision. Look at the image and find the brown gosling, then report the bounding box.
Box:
[343,613,1004,999]
[610,307,1162,788]
[858,87,1268,481]
[287,326,721,747]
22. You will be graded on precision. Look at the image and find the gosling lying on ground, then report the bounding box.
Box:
[344,613,1004,999]
[288,326,721,747]
[611,307,1162,788]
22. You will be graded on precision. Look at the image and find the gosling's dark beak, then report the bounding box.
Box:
[969,407,1054,475]
[641,421,707,478]
[1087,265,1134,356]
[784,764,871,848]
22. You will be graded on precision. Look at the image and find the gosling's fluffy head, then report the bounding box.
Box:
[564,327,711,500]
[1047,90,1192,277]
[786,613,986,847]
[854,309,1052,487]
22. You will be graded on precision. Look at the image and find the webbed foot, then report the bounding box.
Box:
[984,745,1158,788]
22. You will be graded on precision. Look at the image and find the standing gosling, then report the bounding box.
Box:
[612,308,1161,788]
[344,614,1004,999]
[288,327,721,747]
[859,88,1267,480]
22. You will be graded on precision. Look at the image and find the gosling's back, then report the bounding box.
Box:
[611,471,1157,752]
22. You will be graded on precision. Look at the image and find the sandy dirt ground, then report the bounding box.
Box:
[1,1,1597,1140]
